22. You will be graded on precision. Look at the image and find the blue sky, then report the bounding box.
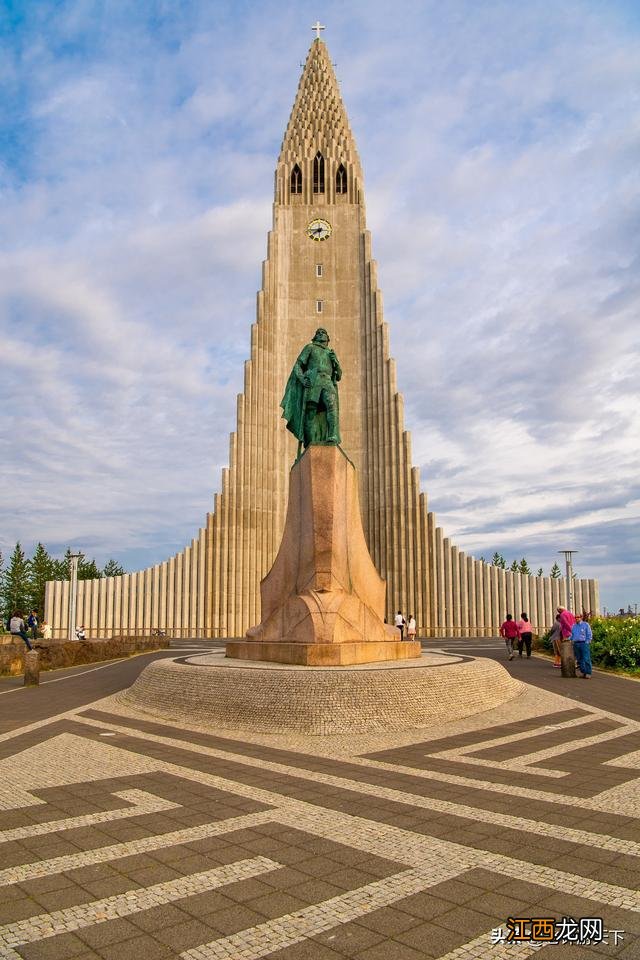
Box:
[1,0,639,613]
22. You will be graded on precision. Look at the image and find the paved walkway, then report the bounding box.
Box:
[0,640,638,959]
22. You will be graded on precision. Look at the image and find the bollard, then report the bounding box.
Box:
[559,639,576,679]
[24,650,40,686]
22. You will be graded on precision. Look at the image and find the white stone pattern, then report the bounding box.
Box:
[78,716,640,855]
[1,712,637,960]
[0,810,275,887]
[0,789,179,844]
[180,865,464,960]
[0,858,281,957]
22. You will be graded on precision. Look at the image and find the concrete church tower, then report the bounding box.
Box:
[45,35,599,639]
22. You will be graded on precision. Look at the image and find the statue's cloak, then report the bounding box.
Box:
[281,369,305,442]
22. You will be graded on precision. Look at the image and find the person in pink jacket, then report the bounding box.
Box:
[557,606,576,640]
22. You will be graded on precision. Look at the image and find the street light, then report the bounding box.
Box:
[68,552,84,643]
[558,550,578,612]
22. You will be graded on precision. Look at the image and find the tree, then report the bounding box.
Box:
[537,567,544,577]
[50,549,102,582]
[519,558,531,576]
[103,559,125,577]
[509,559,519,573]
[550,562,562,579]
[78,557,102,580]
[29,543,55,615]
[3,543,31,616]
[491,552,506,569]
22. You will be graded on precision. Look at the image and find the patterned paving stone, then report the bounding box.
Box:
[1,646,639,959]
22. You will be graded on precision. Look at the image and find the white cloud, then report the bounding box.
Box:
[1,0,638,609]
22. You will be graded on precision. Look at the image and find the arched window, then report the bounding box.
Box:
[336,163,347,194]
[313,152,325,193]
[290,163,302,195]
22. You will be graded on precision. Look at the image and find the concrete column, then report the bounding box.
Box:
[443,538,453,636]
[435,528,445,635]
[427,512,437,637]
[466,556,475,638]
[482,563,492,636]
[490,565,499,634]
[121,574,130,636]
[475,560,484,635]
[113,575,122,636]
[67,554,81,643]
[451,545,460,637]
[497,568,506,628]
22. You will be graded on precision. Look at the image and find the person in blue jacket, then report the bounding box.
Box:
[571,613,593,678]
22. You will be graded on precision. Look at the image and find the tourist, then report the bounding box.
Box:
[557,606,576,644]
[27,609,39,641]
[9,612,33,651]
[407,615,416,641]
[499,614,520,660]
[549,615,562,668]
[516,613,533,658]
[571,613,593,678]
[75,625,86,641]
[394,610,405,639]
[41,621,53,641]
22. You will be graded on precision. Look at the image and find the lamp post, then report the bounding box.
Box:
[557,550,579,679]
[68,553,84,643]
[558,550,578,612]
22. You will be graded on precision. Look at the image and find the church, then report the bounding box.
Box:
[44,32,598,639]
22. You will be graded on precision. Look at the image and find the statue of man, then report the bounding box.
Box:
[281,328,342,449]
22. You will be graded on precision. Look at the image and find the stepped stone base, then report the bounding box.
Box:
[226,640,422,666]
[122,651,524,735]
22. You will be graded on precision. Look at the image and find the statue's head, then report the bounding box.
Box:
[312,328,330,345]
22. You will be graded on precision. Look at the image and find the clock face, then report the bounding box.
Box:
[307,218,332,241]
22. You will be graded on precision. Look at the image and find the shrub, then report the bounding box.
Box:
[590,617,640,673]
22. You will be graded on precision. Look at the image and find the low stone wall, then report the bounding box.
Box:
[122,653,524,735]
[0,636,166,677]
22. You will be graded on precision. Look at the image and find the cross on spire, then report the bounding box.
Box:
[311,20,325,40]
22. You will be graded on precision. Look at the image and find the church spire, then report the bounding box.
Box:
[276,38,363,205]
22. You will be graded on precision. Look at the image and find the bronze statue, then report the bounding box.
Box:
[281,328,342,450]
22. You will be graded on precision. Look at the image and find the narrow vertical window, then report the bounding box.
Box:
[316,300,323,313]
[336,163,347,194]
[316,263,323,278]
[290,163,302,194]
[313,152,325,193]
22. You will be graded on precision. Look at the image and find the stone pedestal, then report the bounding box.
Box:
[23,651,40,686]
[226,446,421,665]
[560,639,576,678]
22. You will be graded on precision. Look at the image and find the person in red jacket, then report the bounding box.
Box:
[500,614,520,660]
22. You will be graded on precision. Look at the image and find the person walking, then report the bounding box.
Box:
[394,611,405,639]
[500,614,520,660]
[571,613,593,678]
[407,615,417,642]
[516,613,533,658]
[9,612,33,651]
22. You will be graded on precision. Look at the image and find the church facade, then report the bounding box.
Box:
[45,37,599,638]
